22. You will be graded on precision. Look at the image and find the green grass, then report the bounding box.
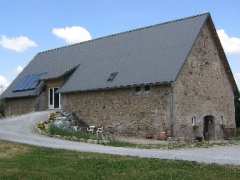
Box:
[0,141,240,180]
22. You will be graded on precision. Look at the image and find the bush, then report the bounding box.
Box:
[48,123,101,140]
[0,100,5,118]
[235,93,240,127]
[37,122,47,130]
[49,112,57,121]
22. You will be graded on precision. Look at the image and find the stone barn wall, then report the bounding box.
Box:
[62,86,172,137]
[4,78,65,117]
[35,87,48,111]
[4,97,37,116]
[173,21,236,140]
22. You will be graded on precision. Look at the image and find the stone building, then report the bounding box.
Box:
[1,13,238,140]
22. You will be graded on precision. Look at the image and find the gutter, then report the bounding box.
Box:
[59,81,172,94]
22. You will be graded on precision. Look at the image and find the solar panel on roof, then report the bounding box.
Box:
[13,74,42,92]
[21,76,33,90]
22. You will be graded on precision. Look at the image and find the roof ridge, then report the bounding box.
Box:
[38,12,210,55]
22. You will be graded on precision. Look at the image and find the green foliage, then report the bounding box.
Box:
[0,100,5,118]
[235,93,240,127]
[48,123,100,140]
[49,112,57,121]
[37,122,47,130]
[1,141,240,180]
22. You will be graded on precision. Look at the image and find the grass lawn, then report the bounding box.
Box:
[0,141,240,180]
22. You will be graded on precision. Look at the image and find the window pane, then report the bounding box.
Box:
[49,88,53,105]
[54,88,60,108]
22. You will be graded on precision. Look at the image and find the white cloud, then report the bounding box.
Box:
[0,75,9,95]
[0,65,24,95]
[0,35,37,52]
[217,29,240,55]
[16,66,23,74]
[235,73,240,89]
[52,26,92,44]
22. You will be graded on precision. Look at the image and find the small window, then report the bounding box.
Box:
[192,116,197,126]
[144,85,150,91]
[107,72,118,82]
[135,86,141,92]
[220,116,224,125]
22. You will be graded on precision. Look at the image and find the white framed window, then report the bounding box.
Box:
[48,87,61,109]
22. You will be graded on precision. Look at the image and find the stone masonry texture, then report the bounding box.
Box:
[172,21,236,140]
[62,86,172,137]
[5,97,36,116]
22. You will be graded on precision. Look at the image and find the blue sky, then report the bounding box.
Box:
[0,0,240,90]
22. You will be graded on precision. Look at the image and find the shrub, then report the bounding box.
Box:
[48,123,101,140]
[37,122,46,130]
[235,93,240,127]
[49,113,57,121]
[0,100,5,118]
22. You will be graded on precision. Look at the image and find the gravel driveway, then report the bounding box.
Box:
[0,111,240,165]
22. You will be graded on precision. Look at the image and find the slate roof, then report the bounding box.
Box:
[1,13,213,99]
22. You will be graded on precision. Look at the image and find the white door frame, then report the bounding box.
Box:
[48,87,61,109]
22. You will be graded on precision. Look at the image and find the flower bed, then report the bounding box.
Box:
[37,111,110,144]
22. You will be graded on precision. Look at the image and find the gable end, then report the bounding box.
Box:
[174,14,239,96]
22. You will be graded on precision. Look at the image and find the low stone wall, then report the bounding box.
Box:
[4,97,36,116]
[62,86,172,137]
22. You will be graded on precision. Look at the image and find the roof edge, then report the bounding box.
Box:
[2,94,37,100]
[173,13,210,82]
[207,16,239,96]
[38,12,210,56]
[173,13,239,97]
[60,81,173,94]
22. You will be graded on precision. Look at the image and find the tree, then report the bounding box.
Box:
[0,99,5,118]
[235,92,240,127]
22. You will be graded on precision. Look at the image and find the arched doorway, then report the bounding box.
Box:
[203,115,215,140]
